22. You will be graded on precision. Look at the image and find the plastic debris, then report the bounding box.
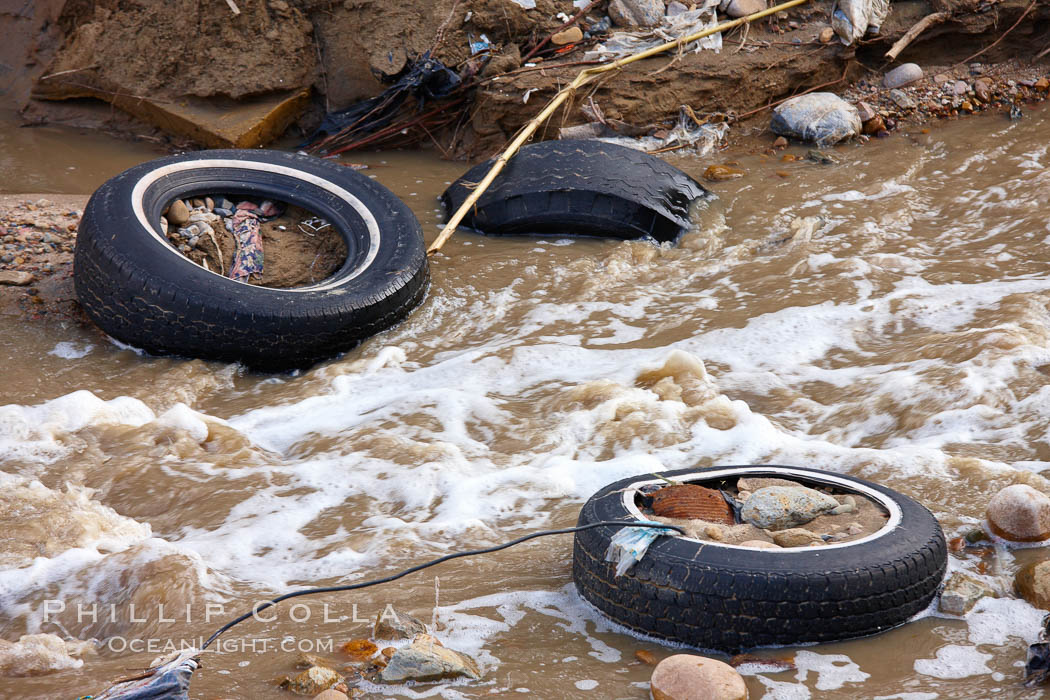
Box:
[605,521,680,576]
[831,0,890,45]
[304,52,460,149]
[469,33,493,55]
[771,92,861,146]
[226,210,263,281]
[585,0,722,61]
[599,105,729,155]
[89,649,199,699]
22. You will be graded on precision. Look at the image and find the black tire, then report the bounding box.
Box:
[573,465,947,652]
[74,149,429,370]
[441,140,712,243]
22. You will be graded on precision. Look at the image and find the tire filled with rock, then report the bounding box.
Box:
[573,465,947,652]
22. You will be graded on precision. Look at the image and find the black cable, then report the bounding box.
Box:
[201,519,682,650]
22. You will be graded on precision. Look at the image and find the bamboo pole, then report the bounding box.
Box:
[427,0,811,255]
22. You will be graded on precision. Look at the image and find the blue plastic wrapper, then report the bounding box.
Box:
[86,649,199,699]
[604,521,679,576]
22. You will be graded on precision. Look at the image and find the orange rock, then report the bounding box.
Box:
[340,639,378,661]
[862,116,885,135]
[1035,78,1049,91]
[636,649,660,665]
[702,164,745,182]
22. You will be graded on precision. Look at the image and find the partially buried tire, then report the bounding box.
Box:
[74,149,429,370]
[573,465,947,652]
[442,140,712,243]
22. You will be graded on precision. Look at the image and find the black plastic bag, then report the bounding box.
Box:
[88,650,199,699]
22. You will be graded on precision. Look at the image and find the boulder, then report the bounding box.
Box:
[987,484,1050,541]
[770,93,860,146]
[740,485,839,530]
[379,634,481,683]
[883,63,923,89]
[1016,561,1050,609]
[649,654,748,700]
[609,0,665,27]
[939,572,995,615]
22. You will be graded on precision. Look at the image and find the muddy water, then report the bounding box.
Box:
[2,107,1050,699]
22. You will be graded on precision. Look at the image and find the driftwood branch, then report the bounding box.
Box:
[885,12,950,61]
[428,0,812,255]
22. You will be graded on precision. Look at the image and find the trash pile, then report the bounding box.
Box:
[162,197,280,281]
[636,476,886,547]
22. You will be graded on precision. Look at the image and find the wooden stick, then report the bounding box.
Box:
[884,12,949,61]
[225,0,240,15]
[428,0,811,255]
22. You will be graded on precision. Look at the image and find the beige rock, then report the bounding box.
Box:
[0,271,35,286]
[772,528,824,547]
[650,654,748,700]
[818,26,835,43]
[1016,560,1050,609]
[987,484,1050,541]
[740,539,780,549]
[551,26,583,45]
[313,690,348,700]
[725,0,766,18]
[940,572,995,615]
[166,199,190,226]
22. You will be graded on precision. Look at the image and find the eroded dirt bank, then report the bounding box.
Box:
[2,0,1049,156]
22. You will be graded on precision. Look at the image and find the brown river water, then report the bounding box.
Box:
[2,106,1050,699]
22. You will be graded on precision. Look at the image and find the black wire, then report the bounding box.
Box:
[201,520,682,650]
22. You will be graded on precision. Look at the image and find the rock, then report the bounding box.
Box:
[737,477,800,491]
[888,89,916,109]
[313,691,348,700]
[1036,78,1049,91]
[666,0,689,15]
[636,649,660,665]
[846,521,863,535]
[166,199,190,226]
[379,634,481,682]
[772,528,825,547]
[771,92,860,146]
[862,115,885,135]
[703,164,745,182]
[205,197,214,211]
[819,26,835,43]
[939,572,995,615]
[373,608,428,640]
[772,136,788,148]
[1016,560,1050,609]
[987,484,1050,541]
[806,149,838,164]
[741,485,839,530]
[933,72,952,84]
[160,216,169,235]
[960,100,974,113]
[649,654,747,700]
[855,100,876,122]
[974,78,993,102]
[340,639,377,661]
[609,0,665,27]
[724,0,766,18]
[740,539,780,549]
[551,26,583,45]
[883,63,923,89]
[559,122,607,140]
[0,271,35,286]
[381,647,396,659]
[278,665,343,695]
[952,80,969,96]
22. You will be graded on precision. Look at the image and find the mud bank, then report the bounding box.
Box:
[2,0,1049,156]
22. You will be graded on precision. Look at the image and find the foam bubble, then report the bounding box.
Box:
[913,644,993,679]
[47,341,94,359]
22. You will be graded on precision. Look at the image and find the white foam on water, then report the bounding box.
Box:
[913,644,994,679]
[574,679,598,690]
[47,341,94,359]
